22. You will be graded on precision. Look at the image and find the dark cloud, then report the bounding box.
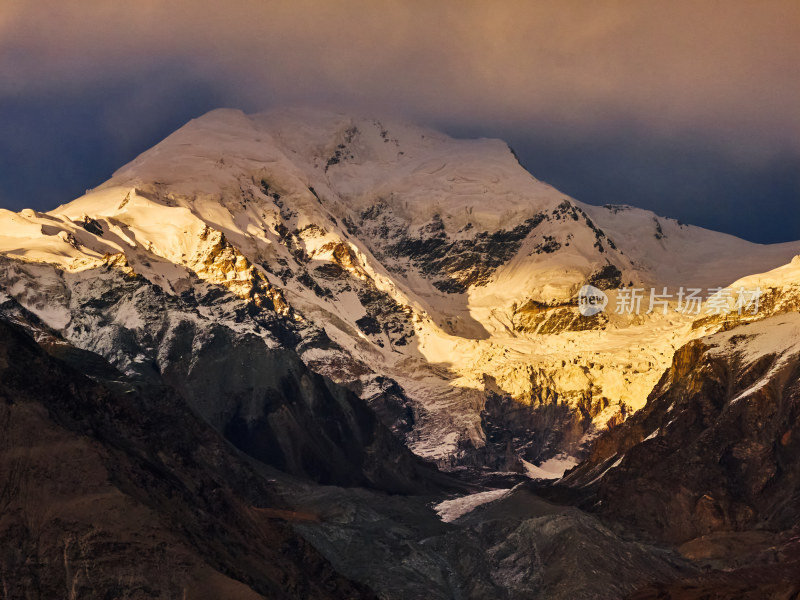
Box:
[0,66,226,211]
[495,129,800,244]
[1,1,798,242]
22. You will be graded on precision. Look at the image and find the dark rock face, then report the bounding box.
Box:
[534,331,800,597]
[0,319,375,599]
[588,264,623,290]
[354,286,415,347]
[628,533,800,600]
[479,389,589,471]
[559,337,800,546]
[551,199,617,252]
[307,241,416,349]
[355,375,418,439]
[290,483,691,600]
[156,321,435,493]
[357,201,547,293]
[511,299,608,334]
[79,215,104,236]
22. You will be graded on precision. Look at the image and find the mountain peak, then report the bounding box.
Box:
[2,108,800,477]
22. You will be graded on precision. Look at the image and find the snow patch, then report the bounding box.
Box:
[643,429,659,441]
[522,455,579,480]
[434,488,513,523]
[706,313,800,404]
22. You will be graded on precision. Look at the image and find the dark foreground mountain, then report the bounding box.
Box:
[0,313,698,598]
[554,313,800,597]
[0,317,376,599]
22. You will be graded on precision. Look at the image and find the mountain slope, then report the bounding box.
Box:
[561,312,800,538]
[0,294,697,600]
[2,107,799,473]
[549,310,800,597]
[0,317,376,599]
[0,269,447,500]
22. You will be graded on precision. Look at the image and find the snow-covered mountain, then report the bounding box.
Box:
[2,107,799,474]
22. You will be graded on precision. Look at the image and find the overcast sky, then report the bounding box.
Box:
[1,0,798,243]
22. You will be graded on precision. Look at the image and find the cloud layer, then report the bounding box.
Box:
[1,0,798,241]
